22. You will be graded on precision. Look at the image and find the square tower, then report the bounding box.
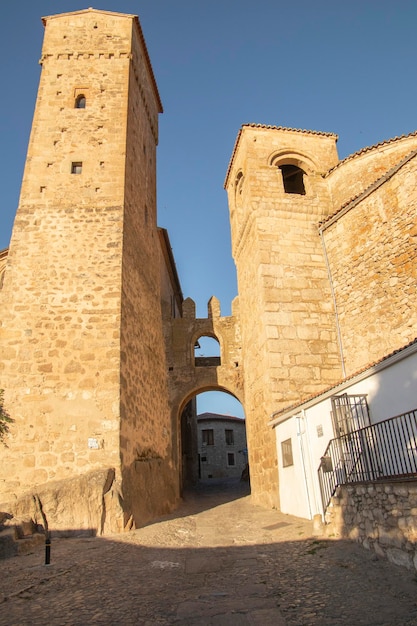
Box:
[225,124,343,507]
[0,10,178,531]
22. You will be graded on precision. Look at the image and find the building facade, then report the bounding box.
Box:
[197,413,247,480]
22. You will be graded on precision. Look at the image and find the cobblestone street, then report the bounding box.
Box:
[1,479,417,625]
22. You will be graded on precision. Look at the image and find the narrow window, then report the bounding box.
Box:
[71,162,82,174]
[279,165,305,195]
[225,429,234,445]
[281,438,294,467]
[227,453,235,466]
[235,171,244,205]
[75,94,86,109]
[202,429,214,446]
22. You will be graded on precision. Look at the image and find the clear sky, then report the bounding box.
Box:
[1,1,416,418]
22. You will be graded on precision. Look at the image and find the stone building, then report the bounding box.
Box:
[197,413,247,480]
[0,8,416,535]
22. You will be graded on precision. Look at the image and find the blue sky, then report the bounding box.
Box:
[1,1,417,418]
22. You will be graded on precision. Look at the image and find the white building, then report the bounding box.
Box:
[270,339,417,520]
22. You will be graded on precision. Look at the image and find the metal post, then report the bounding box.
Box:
[45,532,51,565]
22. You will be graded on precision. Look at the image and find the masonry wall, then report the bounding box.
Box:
[325,480,417,573]
[198,417,247,480]
[118,20,179,527]
[327,133,417,210]
[0,10,178,532]
[323,153,417,375]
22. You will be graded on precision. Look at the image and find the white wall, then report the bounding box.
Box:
[275,348,417,520]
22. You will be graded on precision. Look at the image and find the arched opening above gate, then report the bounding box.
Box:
[194,334,221,367]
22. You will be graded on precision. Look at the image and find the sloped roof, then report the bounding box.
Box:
[198,412,245,423]
[269,337,417,427]
[224,123,338,188]
[325,130,417,176]
[319,148,417,232]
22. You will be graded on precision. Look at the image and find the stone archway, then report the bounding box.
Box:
[165,295,244,494]
[176,384,246,492]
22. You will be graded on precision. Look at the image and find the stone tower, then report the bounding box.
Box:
[0,9,178,531]
[225,125,344,507]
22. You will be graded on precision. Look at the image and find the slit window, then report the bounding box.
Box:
[75,94,86,109]
[71,162,82,174]
[279,164,305,195]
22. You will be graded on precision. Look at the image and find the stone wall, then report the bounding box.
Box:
[325,480,417,572]
[327,133,417,210]
[323,151,417,375]
[197,416,247,480]
[118,17,178,528]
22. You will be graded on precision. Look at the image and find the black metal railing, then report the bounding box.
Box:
[318,409,417,513]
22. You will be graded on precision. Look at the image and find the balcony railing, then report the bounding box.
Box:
[318,409,417,513]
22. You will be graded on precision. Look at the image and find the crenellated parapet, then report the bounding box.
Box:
[166,296,243,418]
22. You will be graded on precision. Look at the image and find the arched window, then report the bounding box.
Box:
[194,335,221,367]
[75,94,86,109]
[279,164,306,195]
[235,171,244,205]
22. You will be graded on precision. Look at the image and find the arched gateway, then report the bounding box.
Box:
[166,297,244,490]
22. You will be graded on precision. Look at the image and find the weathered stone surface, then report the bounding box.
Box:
[325,479,417,573]
[0,9,179,532]
[1,467,123,538]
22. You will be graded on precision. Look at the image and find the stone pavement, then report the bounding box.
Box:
[1,478,417,626]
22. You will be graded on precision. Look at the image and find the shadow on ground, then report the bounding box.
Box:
[1,483,417,626]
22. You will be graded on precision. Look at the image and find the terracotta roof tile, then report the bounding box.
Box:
[224,124,337,188]
[319,148,417,230]
[197,412,244,423]
[325,130,417,176]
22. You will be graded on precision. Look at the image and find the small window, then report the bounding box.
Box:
[71,162,82,174]
[279,165,305,195]
[201,456,207,463]
[281,438,294,467]
[225,429,234,445]
[75,94,86,109]
[202,429,214,446]
[235,171,244,205]
[227,453,235,466]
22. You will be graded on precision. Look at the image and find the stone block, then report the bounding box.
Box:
[378,527,404,549]
[386,548,413,570]
[0,467,123,537]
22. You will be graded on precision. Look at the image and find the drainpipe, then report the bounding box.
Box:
[303,411,322,517]
[296,412,313,520]
[319,227,346,378]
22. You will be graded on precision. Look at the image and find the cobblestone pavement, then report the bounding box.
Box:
[1,479,417,625]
